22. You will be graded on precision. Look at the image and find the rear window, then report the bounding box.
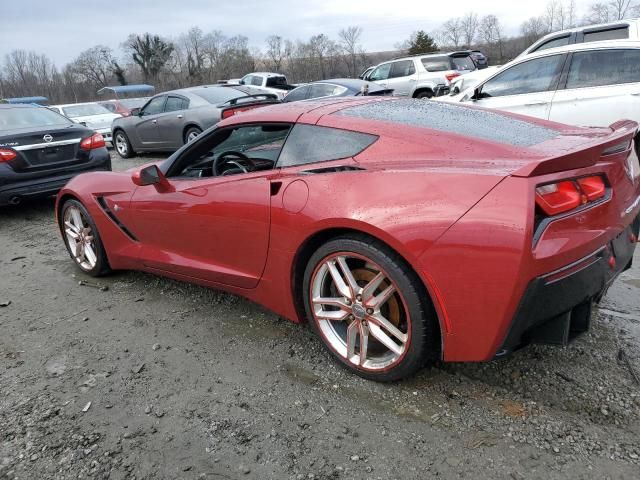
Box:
[266,76,287,87]
[190,87,247,105]
[421,56,450,72]
[0,107,70,130]
[277,124,377,167]
[451,55,476,71]
[62,104,111,118]
[337,99,558,148]
[583,27,628,43]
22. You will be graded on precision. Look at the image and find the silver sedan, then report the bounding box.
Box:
[111,85,278,158]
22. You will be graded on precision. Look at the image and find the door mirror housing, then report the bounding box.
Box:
[471,87,482,101]
[132,164,173,191]
[130,107,141,116]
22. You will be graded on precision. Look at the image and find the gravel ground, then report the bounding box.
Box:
[1,151,639,479]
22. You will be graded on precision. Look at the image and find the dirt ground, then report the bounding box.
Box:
[1,151,639,480]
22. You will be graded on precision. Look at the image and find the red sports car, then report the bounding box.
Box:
[55,98,640,381]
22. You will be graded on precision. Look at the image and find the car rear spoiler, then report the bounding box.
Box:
[219,94,281,120]
[512,120,639,178]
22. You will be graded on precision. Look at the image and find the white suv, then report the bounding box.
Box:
[519,18,640,58]
[451,41,640,130]
[364,52,476,99]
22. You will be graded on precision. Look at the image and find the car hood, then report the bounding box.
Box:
[71,113,121,128]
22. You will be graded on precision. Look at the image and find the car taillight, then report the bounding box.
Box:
[80,133,106,150]
[221,105,261,120]
[535,175,606,216]
[0,148,17,163]
[445,72,461,82]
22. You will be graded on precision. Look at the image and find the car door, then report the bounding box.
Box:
[155,95,190,148]
[368,63,392,89]
[468,54,566,120]
[549,48,640,128]
[134,95,167,148]
[383,60,417,97]
[129,123,292,288]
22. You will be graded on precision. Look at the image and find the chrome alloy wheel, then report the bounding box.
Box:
[115,133,128,156]
[187,130,200,142]
[63,205,97,271]
[310,253,410,371]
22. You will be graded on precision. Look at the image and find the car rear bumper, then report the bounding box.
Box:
[495,214,640,357]
[95,127,113,143]
[0,150,111,206]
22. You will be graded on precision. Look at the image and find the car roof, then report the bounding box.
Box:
[512,39,640,62]
[312,78,383,90]
[51,102,103,108]
[0,103,35,109]
[244,72,285,77]
[532,18,639,43]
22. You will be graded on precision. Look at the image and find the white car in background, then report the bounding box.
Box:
[437,65,501,102]
[518,18,640,58]
[236,72,296,99]
[49,103,121,143]
[364,51,477,98]
[448,40,640,133]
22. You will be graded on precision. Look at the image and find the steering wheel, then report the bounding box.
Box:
[213,150,257,176]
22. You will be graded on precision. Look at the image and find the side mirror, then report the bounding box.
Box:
[239,79,245,85]
[132,165,173,191]
[130,108,141,116]
[471,87,481,101]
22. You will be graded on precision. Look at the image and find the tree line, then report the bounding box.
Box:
[0,0,637,104]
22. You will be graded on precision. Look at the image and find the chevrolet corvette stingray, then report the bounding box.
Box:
[55,97,640,381]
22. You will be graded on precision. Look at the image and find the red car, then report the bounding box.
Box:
[55,98,640,381]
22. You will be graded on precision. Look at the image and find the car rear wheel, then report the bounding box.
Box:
[303,235,437,382]
[114,130,134,159]
[60,199,111,277]
[185,127,202,144]
[414,90,433,100]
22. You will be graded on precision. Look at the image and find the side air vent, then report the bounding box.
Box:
[300,165,366,175]
[96,196,138,242]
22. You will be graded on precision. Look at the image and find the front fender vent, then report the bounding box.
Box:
[96,196,138,242]
[300,165,365,175]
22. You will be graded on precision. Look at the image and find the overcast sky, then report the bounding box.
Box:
[2,0,595,65]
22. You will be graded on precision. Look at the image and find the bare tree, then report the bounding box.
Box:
[442,18,463,48]
[521,16,549,44]
[610,0,634,19]
[544,0,561,31]
[70,46,115,88]
[265,35,285,72]
[126,33,174,83]
[338,26,363,78]
[460,12,479,47]
[480,15,504,61]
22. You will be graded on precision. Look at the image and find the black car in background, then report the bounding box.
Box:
[283,78,393,102]
[469,50,489,69]
[0,104,111,206]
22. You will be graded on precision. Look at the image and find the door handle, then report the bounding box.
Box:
[177,114,183,119]
[524,101,547,106]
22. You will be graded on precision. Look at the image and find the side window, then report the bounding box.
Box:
[533,35,571,52]
[583,27,628,43]
[250,76,263,86]
[451,55,476,71]
[308,84,347,98]
[102,103,116,113]
[164,96,188,112]
[566,49,640,89]
[369,64,391,81]
[141,96,166,116]
[389,60,416,78]
[172,124,291,178]
[278,124,377,167]
[480,55,564,97]
[283,86,310,102]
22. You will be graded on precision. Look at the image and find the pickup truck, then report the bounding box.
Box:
[237,72,296,99]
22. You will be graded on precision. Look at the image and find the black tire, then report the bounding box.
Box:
[184,127,202,144]
[60,199,112,277]
[302,234,439,382]
[414,90,433,100]
[113,130,134,159]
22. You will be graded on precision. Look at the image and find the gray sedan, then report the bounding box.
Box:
[111,85,278,158]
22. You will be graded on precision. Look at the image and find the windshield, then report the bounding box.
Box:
[0,107,70,130]
[62,104,111,118]
[191,87,248,105]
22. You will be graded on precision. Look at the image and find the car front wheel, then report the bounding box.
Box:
[114,130,134,158]
[303,235,438,382]
[60,199,111,277]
